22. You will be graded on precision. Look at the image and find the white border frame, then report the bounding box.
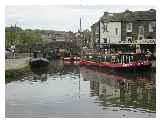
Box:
[0,0,159,121]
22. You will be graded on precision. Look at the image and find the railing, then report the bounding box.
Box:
[118,39,156,44]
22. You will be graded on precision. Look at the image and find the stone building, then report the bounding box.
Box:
[41,30,76,42]
[91,21,100,49]
[91,9,156,54]
[81,29,91,48]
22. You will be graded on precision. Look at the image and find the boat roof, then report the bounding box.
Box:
[84,52,144,56]
[118,52,144,55]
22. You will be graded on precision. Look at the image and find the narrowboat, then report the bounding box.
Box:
[30,51,49,67]
[79,52,152,71]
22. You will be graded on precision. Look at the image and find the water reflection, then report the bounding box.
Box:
[80,66,156,113]
[6,60,156,117]
[29,60,80,83]
[31,66,48,82]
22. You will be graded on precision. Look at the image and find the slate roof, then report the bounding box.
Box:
[100,9,156,22]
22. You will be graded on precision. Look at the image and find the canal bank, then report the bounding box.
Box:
[5,57,31,82]
[5,57,30,70]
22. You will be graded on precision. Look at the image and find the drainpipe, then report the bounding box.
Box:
[99,20,101,54]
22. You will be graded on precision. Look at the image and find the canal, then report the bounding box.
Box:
[5,60,156,118]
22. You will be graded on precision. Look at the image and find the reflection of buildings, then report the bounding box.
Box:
[81,67,156,111]
[90,80,120,100]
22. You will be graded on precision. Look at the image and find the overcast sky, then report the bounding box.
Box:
[5,5,155,32]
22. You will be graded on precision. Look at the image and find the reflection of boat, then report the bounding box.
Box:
[30,66,48,82]
[30,51,49,67]
[48,60,80,75]
[80,66,156,112]
[80,53,152,71]
[81,66,154,82]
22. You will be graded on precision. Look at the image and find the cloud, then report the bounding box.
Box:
[5,5,155,32]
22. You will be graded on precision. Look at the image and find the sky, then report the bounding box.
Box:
[5,5,155,32]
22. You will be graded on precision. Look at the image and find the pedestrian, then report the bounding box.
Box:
[145,49,152,61]
[11,44,15,58]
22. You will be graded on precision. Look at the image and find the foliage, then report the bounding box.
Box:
[5,26,43,48]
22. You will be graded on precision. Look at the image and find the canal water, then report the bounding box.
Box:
[6,60,156,118]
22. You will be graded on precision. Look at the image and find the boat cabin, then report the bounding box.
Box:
[33,50,47,58]
[82,53,147,64]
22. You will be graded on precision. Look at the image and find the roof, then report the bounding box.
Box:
[100,9,156,22]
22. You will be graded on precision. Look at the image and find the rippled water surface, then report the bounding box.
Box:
[6,60,156,118]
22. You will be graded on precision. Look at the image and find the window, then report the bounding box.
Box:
[115,28,118,35]
[96,27,99,33]
[138,26,144,40]
[103,38,107,43]
[126,37,132,43]
[102,23,108,33]
[126,23,132,32]
[139,26,144,35]
[149,22,156,32]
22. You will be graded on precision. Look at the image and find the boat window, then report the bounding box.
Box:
[111,55,116,62]
[86,55,90,60]
[123,55,126,63]
[106,56,111,62]
[134,54,145,61]
[93,55,98,61]
[130,56,134,62]
[140,54,145,61]
[98,56,102,62]
[116,56,121,63]
[101,56,106,62]
[120,56,123,64]
[134,55,143,61]
[89,56,93,59]
[33,52,37,58]
[82,56,87,60]
[126,55,130,63]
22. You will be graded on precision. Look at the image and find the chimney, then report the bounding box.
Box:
[104,12,109,16]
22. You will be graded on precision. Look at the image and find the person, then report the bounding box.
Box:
[145,49,152,61]
[11,44,15,58]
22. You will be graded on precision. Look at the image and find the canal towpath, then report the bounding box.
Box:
[5,53,31,71]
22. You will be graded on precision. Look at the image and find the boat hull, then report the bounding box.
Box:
[30,58,49,67]
[79,60,152,71]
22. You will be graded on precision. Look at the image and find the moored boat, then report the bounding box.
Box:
[29,51,49,67]
[80,52,152,71]
[30,58,49,67]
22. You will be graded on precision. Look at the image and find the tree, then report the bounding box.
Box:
[5,26,43,48]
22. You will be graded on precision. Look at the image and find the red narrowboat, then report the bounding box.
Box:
[79,53,152,71]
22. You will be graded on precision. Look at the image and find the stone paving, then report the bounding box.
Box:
[5,54,30,70]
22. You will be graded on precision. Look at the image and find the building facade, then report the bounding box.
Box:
[91,9,156,53]
[41,30,76,42]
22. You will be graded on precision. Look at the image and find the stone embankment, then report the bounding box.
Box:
[5,53,31,82]
[5,57,30,70]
